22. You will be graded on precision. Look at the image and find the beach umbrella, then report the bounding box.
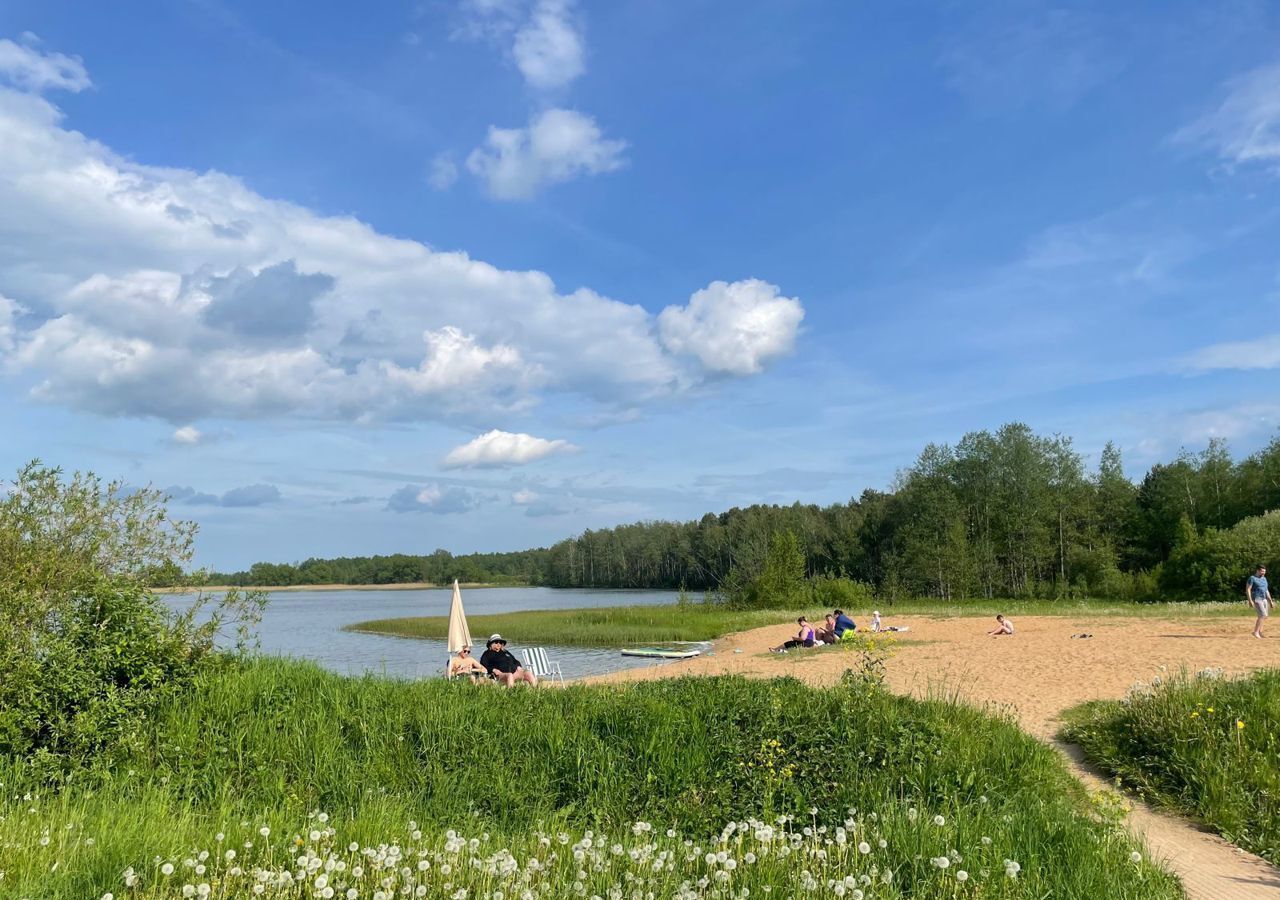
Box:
[446,579,473,654]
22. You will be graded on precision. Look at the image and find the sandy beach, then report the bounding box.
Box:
[592,613,1278,738]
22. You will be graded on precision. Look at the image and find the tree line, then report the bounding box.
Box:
[207,422,1280,602]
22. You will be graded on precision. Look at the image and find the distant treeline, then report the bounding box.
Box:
[204,549,549,588]
[205,422,1280,602]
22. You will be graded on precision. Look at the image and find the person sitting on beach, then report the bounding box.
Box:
[870,610,882,633]
[816,613,840,644]
[833,609,856,639]
[770,617,816,653]
[446,646,489,683]
[479,634,538,687]
[987,614,1014,637]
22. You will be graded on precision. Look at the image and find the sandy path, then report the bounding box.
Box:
[590,614,1280,899]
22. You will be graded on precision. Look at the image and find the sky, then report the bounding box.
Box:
[1,0,1279,570]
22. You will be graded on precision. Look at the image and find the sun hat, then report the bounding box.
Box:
[487,633,507,645]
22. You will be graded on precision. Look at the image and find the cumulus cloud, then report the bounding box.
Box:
[0,37,91,93]
[386,483,479,514]
[511,488,539,504]
[1185,334,1280,372]
[0,48,799,425]
[466,108,626,199]
[443,429,577,468]
[658,279,804,376]
[512,0,584,91]
[171,425,204,445]
[1175,62,1280,171]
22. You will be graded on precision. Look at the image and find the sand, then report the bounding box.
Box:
[591,613,1280,899]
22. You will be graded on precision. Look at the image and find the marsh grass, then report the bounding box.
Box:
[0,658,1180,897]
[349,600,1248,648]
[1061,667,1280,862]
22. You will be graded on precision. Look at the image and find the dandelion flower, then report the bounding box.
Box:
[259,827,271,838]
[857,842,871,855]
[933,815,945,826]
[956,871,968,882]
[161,863,175,876]
[1130,851,1142,864]
[1237,720,1245,730]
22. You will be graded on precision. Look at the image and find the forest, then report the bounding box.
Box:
[207,423,1280,602]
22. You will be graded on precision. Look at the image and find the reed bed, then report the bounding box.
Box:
[349,599,1247,648]
[1062,667,1280,862]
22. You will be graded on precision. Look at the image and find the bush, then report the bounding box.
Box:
[809,573,876,608]
[1160,511,1280,601]
[1062,668,1280,861]
[0,462,264,775]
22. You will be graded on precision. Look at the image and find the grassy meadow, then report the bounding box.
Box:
[348,598,1249,648]
[1062,667,1280,863]
[0,657,1179,898]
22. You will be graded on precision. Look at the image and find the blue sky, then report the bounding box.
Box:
[1,0,1278,570]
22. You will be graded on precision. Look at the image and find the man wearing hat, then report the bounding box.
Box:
[479,634,538,687]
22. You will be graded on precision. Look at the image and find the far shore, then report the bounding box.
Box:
[152,581,520,594]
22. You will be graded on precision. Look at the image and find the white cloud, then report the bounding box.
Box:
[172,425,204,445]
[466,108,626,199]
[511,488,539,504]
[1185,334,1280,372]
[1176,62,1280,171]
[658,279,805,376]
[0,49,799,425]
[387,482,480,514]
[443,429,577,468]
[427,152,459,190]
[512,0,584,91]
[0,38,91,93]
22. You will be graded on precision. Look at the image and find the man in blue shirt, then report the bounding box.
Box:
[833,609,856,639]
[1247,566,1273,639]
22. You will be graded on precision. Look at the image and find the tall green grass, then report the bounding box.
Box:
[0,658,1179,897]
[1062,668,1280,861]
[350,599,1248,647]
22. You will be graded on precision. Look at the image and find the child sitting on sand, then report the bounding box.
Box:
[987,614,1014,637]
[870,610,881,632]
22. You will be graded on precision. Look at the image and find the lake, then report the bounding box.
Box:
[162,586,690,681]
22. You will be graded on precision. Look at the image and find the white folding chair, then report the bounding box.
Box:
[523,647,564,685]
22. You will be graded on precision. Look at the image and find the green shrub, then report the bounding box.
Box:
[810,573,876,608]
[1062,668,1280,861]
[0,462,265,775]
[1159,511,1280,601]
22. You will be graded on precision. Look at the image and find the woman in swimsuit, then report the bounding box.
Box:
[771,617,817,652]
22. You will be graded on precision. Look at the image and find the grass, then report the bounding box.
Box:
[0,657,1178,898]
[1061,667,1280,862]
[348,598,1248,648]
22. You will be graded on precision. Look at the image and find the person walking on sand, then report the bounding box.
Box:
[987,614,1014,637]
[480,634,538,686]
[1247,565,1273,639]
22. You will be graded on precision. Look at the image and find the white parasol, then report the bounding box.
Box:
[446,578,473,654]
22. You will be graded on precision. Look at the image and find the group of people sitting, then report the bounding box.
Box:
[445,633,539,686]
[769,609,859,652]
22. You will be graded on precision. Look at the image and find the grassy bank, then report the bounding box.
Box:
[1061,668,1280,863]
[1,657,1177,898]
[349,598,1247,648]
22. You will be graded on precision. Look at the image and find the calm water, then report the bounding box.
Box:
[163,587,693,680]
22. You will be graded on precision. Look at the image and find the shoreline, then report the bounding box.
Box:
[152,581,520,594]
